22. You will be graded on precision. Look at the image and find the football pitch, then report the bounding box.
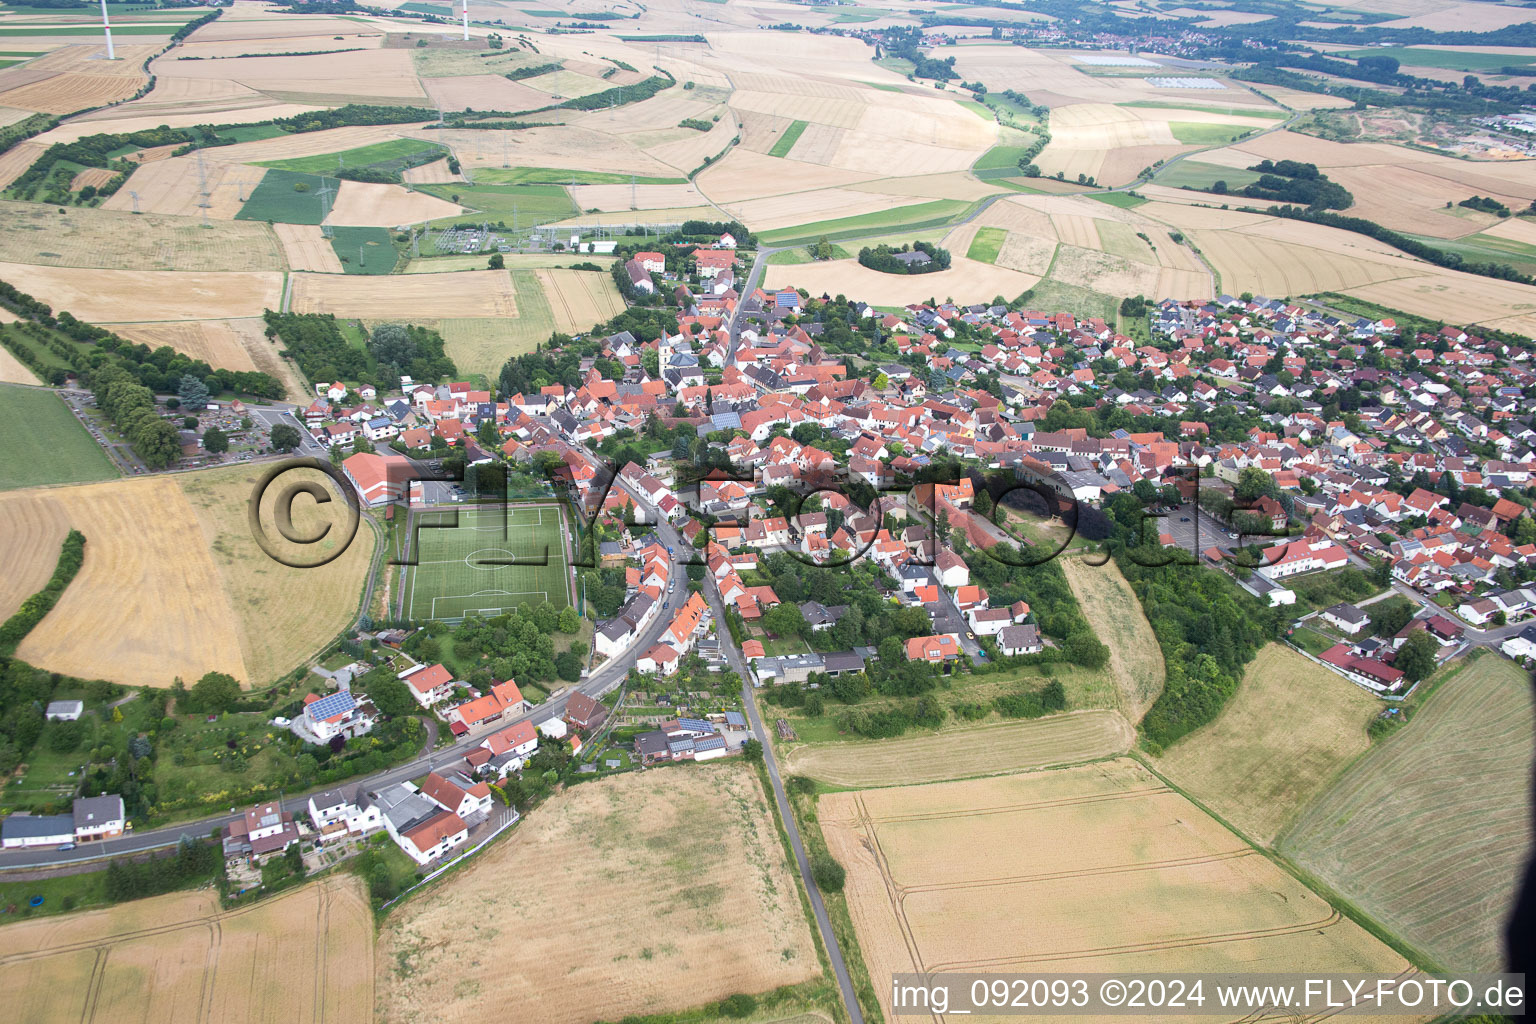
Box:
[403,504,572,621]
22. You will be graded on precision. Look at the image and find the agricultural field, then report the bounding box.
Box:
[1157,644,1383,845]
[779,709,1132,787]
[964,225,1007,264]
[0,261,282,322]
[101,317,308,401]
[536,267,625,333]
[256,137,447,176]
[376,765,819,1024]
[178,463,377,687]
[1059,556,1165,722]
[416,182,574,228]
[821,759,1417,1024]
[1281,654,1535,971]
[0,382,115,490]
[0,340,41,386]
[274,221,345,273]
[1,476,249,686]
[401,503,571,620]
[0,875,372,1024]
[0,201,286,272]
[0,460,372,687]
[290,267,515,320]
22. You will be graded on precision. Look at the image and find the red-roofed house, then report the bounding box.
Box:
[400,663,455,708]
[905,634,962,664]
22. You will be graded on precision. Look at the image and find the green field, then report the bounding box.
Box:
[256,138,447,176]
[235,169,341,225]
[1410,229,1536,274]
[1017,276,1118,319]
[0,383,117,490]
[759,198,972,247]
[1086,190,1147,209]
[1280,655,1535,971]
[474,166,686,186]
[1122,100,1288,119]
[329,225,399,275]
[768,119,809,159]
[767,243,853,265]
[418,181,576,231]
[831,8,881,22]
[1154,158,1262,191]
[398,1,454,13]
[1340,46,1536,72]
[966,225,1006,263]
[403,504,572,620]
[1169,121,1255,146]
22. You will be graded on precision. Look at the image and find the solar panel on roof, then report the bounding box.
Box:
[308,691,356,720]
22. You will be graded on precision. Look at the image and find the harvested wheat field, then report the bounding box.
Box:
[0,262,281,322]
[0,488,67,620]
[822,758,1419,1024]
[2,477,249,686]
[274,221,344,273]
[0,201,285,272]
[67,166,116,192]
[1060,557,1165,722]
[291,268,515,319]
[401,157,457,185]
[100,317,309,401]
[0,344,41,387]
[102,158,263,219]
[782,709,1131,787]
[0,875,372,1024]
[1158,644,1382,846]
[536,268,625,333]
[423,73,553,113]
[324,180,461,227]
[0,140,46,191]
[377,765,819,1024]
[764,256,1036,306]
[0,44,157,114]
[1281,654,1535,971]
[569,182,707,212]
[164,48,428,104]
[178,462,376,686]
[1347,268,1536,336]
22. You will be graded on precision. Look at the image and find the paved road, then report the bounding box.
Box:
[701,583,866,1024]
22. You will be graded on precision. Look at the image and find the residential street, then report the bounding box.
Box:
[702,583,866,1024]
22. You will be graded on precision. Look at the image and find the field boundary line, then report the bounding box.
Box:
[1133,751,1442,973]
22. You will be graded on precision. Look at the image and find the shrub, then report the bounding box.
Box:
[811,852,846,892]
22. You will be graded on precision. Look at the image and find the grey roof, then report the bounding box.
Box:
[309,788,352,813]
[635,731,670,757]
[45,700,83,716]
[72,794,123,829]
[1,813,74,841]
[1323,602,1368,624]
[371,783,440,835]
[821,650,866,673]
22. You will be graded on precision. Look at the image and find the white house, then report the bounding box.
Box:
[399,663,456,708]
[72,795,124,842]
[418,770,493,821]
[1501,624,1536,661]
[998,623,1043,657]
[44,700,83,721]
[400,809,469,865]
[308,788,382,837]
[1319,603,1368,636]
